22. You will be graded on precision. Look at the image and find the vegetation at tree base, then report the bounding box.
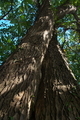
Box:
[0,0,80,120]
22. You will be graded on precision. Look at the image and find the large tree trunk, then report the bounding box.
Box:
[0,1,54,120]
[35,34,80,120]
[0,0,80,120]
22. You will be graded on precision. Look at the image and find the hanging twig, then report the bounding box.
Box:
[0,6,13,20]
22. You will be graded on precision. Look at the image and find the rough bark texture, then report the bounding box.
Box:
[0,0,80,120]
[35,34,80,120]
[0,1,54,120]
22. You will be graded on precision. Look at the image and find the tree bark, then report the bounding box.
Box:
[0,0,80,120]
[35,33,80,120]
[0,1,54,120]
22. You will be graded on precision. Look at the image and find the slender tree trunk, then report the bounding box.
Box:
[0,1,80,120]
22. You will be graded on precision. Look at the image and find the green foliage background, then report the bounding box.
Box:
[0,0,80,82]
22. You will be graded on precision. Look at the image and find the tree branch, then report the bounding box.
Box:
[56,4,77,20]
[0,6,13,20]
[55,2,80,43]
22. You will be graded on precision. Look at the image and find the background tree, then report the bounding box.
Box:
[0,0,80,120]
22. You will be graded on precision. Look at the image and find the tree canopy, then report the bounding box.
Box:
[0,0,80,82]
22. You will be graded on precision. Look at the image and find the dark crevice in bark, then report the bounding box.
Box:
[29,63,46,120]
[34,62,45,120]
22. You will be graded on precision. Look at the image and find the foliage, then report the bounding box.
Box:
[57,12,80,82]
[0,0,80,82]
[0,0,37,64]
